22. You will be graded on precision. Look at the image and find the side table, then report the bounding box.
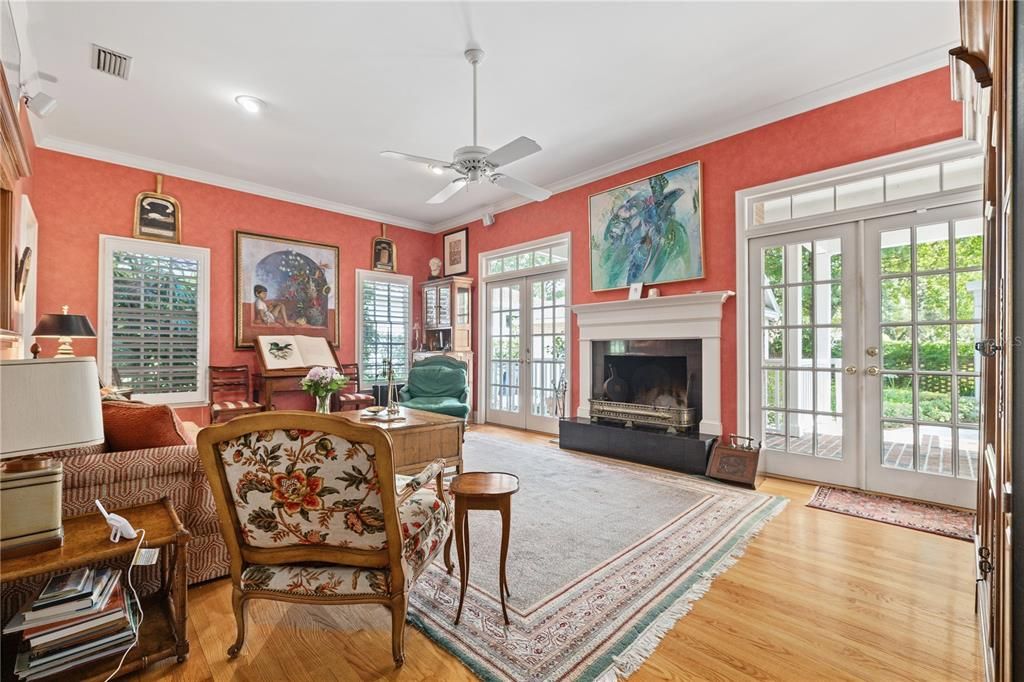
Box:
[0,498,190,681]
[449,472,520,625]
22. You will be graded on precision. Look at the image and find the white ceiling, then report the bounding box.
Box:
[24,1,959,232]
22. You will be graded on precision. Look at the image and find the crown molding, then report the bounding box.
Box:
[430,43,956,232]
[35,135,437,233]
[37,44,954,235]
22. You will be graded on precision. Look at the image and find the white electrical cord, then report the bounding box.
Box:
[103,528,145,682]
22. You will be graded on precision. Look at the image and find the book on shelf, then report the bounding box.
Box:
[11,583,138,681]
[33,567,92,608]
[3,568,119,634]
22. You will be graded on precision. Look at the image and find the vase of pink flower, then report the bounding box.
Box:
[300,366,349,414]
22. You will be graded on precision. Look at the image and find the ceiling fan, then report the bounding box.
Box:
[381,45,552,205]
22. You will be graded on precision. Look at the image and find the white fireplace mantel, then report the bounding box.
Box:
[572,290,735,435]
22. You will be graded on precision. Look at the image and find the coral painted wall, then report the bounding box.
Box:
[29,149,437,422]
[438,68,963,434]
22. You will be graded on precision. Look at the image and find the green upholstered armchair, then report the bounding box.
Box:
[398,355,470,420]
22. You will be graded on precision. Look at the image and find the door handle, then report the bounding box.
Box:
[865,366,880,376]
[844,365,857,375]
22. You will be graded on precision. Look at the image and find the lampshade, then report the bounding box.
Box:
[32,312,96,338]
[0,357,104,459]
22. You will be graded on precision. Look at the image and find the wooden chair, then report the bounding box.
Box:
[208,365,264,423]
[333,362,376,411]
[196,411,453,665]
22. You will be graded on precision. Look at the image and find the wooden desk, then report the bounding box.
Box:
[1,499,190,681]
[332,407,464,475]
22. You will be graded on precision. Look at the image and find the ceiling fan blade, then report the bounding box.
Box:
[490,173,551,202]
[427,178,468,204]
[380,150,451,170]
[484,136,542,168]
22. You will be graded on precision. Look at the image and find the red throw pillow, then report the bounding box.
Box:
[101,401,190,451]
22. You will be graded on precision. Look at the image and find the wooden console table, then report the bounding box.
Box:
[0,499,190,681]
[333,406,464,475]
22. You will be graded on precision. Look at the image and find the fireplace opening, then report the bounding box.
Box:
[590,339,702,432]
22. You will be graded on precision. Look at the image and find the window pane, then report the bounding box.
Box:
[360,277,411,383]
[814,327,842,368]
[886,165,940,200]
[763,287,784,327]
[956,270,982,320]
[764,329,783,363]
[791,187,834,218]
[882,374,914,419]
[815,371,841,413]
[788,412,814,455]
[957,427,979,480]
[814,238,842,281]
[815,415,842,459]
[764,411,786,449]
[918,425,953,476]
[942,156,983,190]
[956,324,981,372]
[836,177,884,209]
[758,196,791,224]
[550,243,569,262]
[917,274,951,321]
[958,377,980,424]
[762,247,784,285]
[881,277,912,322]
[880,229,912,274]
[763,369,785,408]
[882,421,915,470]
[534,249,551,266]
[917,374,952,423]
[788,370,813,411]
[788,327,813,367]
[881,326,912,370]
[954,218,984,268]
[814,283,841,324]
[915,223,950,271]
[917,325,952,372]
[487,258,503,274]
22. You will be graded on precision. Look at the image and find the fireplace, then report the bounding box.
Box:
[590,339,702,432]
[558,291,733,475]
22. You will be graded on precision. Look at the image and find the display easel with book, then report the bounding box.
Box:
[253,334,341,410]
[0,499,189,681]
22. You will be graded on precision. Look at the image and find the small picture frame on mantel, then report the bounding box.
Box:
[627,282,643,300]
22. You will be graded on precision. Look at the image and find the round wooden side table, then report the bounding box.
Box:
[449,471,520,625]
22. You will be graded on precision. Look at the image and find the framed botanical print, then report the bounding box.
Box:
[133,175,180,243]
[443,227,469,276]
[235,231,340,348]
[588,160,704,291]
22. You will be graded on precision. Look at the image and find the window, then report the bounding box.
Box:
[751,156,983,226]
[99,237,210,404]
[484,240,568,276]
[356,270,411,385]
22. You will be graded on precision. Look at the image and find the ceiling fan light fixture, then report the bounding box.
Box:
[234,95,265,114]
[428,164,445,175]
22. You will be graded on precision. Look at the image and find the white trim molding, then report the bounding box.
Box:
[572,290,734,435]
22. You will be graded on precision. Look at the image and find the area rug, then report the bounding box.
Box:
[407,433,787,681]
[807,486,974,541]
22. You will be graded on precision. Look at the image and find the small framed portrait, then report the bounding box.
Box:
[133,176,180,243]
[372,237,397,272]
[443,227,469,276]
[628,282,643,300]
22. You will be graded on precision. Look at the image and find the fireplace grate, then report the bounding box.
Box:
[589,398,697,433]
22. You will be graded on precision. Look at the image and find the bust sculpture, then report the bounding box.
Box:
[428,256,443,280]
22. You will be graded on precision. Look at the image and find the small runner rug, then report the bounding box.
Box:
[807,485,974,541]
[407,433,787,681]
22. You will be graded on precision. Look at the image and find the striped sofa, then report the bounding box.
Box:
[1,440,230,621]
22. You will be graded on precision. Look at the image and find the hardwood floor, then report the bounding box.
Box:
[134,425,981,681]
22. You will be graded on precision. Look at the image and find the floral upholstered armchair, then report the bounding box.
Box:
[196,411,453,666]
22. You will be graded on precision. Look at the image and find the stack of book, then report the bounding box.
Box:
[2,567,138,680]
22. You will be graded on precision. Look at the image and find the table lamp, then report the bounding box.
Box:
[31,305,97,358]
[0,357,105,557]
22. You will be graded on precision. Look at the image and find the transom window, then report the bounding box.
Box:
[99,236,210,404]
[485,240,568,276]
[753,156,983,226]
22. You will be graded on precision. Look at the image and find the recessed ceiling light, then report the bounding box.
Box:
[234,95,264,114]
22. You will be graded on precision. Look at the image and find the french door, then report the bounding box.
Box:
[750,202,981,508]
[862,203,980,508]
[485,273,568,433]
[749,223,861,487]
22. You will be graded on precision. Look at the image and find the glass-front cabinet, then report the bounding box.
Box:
[420,276,473,352]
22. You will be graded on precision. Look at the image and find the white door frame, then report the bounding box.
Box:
[476,232,572,428]
[736,137,983,447]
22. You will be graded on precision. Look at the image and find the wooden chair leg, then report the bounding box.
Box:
[227,589,247,658]
[390,591,409,666]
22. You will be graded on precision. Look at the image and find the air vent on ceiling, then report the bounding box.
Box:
[91,44,132,80]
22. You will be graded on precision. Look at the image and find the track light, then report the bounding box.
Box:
[24,92,57,118]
